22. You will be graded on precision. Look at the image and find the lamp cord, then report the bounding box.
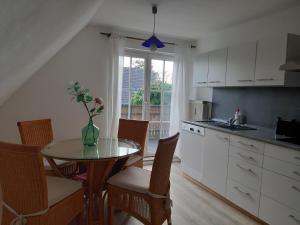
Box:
[153,13,156,35]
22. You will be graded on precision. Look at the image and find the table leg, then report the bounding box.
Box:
[87,162,95,225]
[86,160,115,225]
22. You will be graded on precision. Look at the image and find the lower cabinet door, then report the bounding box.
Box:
[202,129,229,196]
[227,179,260,216]
[259,195,300,225]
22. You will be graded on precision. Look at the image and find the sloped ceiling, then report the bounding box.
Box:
[91,0,300,39]
[0,0,104,106]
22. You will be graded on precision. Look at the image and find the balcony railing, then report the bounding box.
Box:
[121,105,170,139]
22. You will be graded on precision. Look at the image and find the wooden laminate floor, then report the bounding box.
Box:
[73,163,261,225]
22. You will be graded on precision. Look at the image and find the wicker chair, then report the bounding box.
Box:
[17,119,78,177]
[107,132,180,225]
[0,141,84,225]
[118,118,149,168]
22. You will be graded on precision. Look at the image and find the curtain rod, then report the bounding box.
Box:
[100,32,196,49]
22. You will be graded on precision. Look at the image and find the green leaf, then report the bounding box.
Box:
[76,94,84,102]
[85,95,93,102]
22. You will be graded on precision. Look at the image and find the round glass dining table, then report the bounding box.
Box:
[41,138,141,225]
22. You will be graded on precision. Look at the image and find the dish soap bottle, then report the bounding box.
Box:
[234,108,241,125]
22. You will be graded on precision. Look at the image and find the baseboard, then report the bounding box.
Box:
[182,173,269,225]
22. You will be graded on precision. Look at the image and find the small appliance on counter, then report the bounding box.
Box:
[189,100,212,121]
[275,117,300,145]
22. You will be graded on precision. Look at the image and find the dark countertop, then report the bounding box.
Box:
[183,120,300,151]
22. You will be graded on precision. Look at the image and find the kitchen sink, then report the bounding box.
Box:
[198,121,257,131]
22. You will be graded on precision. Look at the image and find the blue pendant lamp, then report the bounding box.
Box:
[142,5,165,52]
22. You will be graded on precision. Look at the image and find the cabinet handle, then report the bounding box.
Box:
[289,215,300,224]
[216,135,229,142]
[208,81,221,83]
[237,141,256,149]
[237,79,253,82]
[236,164,256,175]
[291,185,300,193]
[295,156,300,160]
[234,186,252,198]
[197,81,207,84]
[293,171,300,176]
[237,152,256,162]
[256,78,275,81]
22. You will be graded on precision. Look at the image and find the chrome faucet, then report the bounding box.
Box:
[227,118,237,126]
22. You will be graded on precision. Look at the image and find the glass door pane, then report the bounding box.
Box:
[121,56,145,120]
[161,60,173,138]
[148,59,174,153]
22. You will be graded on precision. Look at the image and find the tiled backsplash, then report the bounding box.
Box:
[212,87,300,128]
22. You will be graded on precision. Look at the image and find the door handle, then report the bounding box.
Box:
[237,141,256,149]
[234,186,252,199]
[236,164,256,175]
[237,152,256,162]
[237,79,252,82]
[256,78,275,81]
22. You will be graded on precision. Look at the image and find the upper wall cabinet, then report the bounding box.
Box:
[255,33,300,87]
[226,41,257,86]
[192,33,300,88]
[255,35,286,86]
[207,48,227,87]
[192,53,208,87]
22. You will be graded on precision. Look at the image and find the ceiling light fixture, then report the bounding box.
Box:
[142,5,165,52]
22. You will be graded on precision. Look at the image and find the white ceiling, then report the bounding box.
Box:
[91,0,300,40]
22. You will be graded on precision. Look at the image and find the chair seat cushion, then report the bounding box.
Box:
[107,167,151,194]
[44,158,72,170]
[47,176,82,207]
[125,154,143,167]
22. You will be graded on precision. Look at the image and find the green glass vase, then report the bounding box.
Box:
[82,118,99,146]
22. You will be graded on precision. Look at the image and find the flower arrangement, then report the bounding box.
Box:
[68,81,104,118]
[68,81,104,146]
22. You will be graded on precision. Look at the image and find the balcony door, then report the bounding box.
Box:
[121,50,174,154]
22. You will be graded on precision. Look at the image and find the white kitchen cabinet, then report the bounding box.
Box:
[264,143,300,166]
[227,179,260,216]
[228,157,262,191]
[207,48,227,87]
[262,169,300,212]
[255,35,286,86]
[226,41,256,86]
[180,124,205,182]
[229,145,263,167]
[260,195,300,225]
[192,53,208,87]
[263,156,300,182]
[202,129,229,196]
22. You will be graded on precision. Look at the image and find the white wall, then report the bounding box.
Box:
[0,25,109,143]
[193,5,300,103]
[0,0,104,106]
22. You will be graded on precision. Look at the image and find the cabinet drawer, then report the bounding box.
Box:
[230,135,264,154]
[227,179,260,216]
[264,156,300,181]
[229,145,263,167]
[262,169,300,212]
[228,157,262,191]
[265,144,300,166]
[260,195,300,225]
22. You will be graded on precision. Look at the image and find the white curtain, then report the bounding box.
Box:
[104,35,125,138]
[169,45,192,155]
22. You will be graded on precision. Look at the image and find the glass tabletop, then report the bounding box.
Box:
[41,138,141,161]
